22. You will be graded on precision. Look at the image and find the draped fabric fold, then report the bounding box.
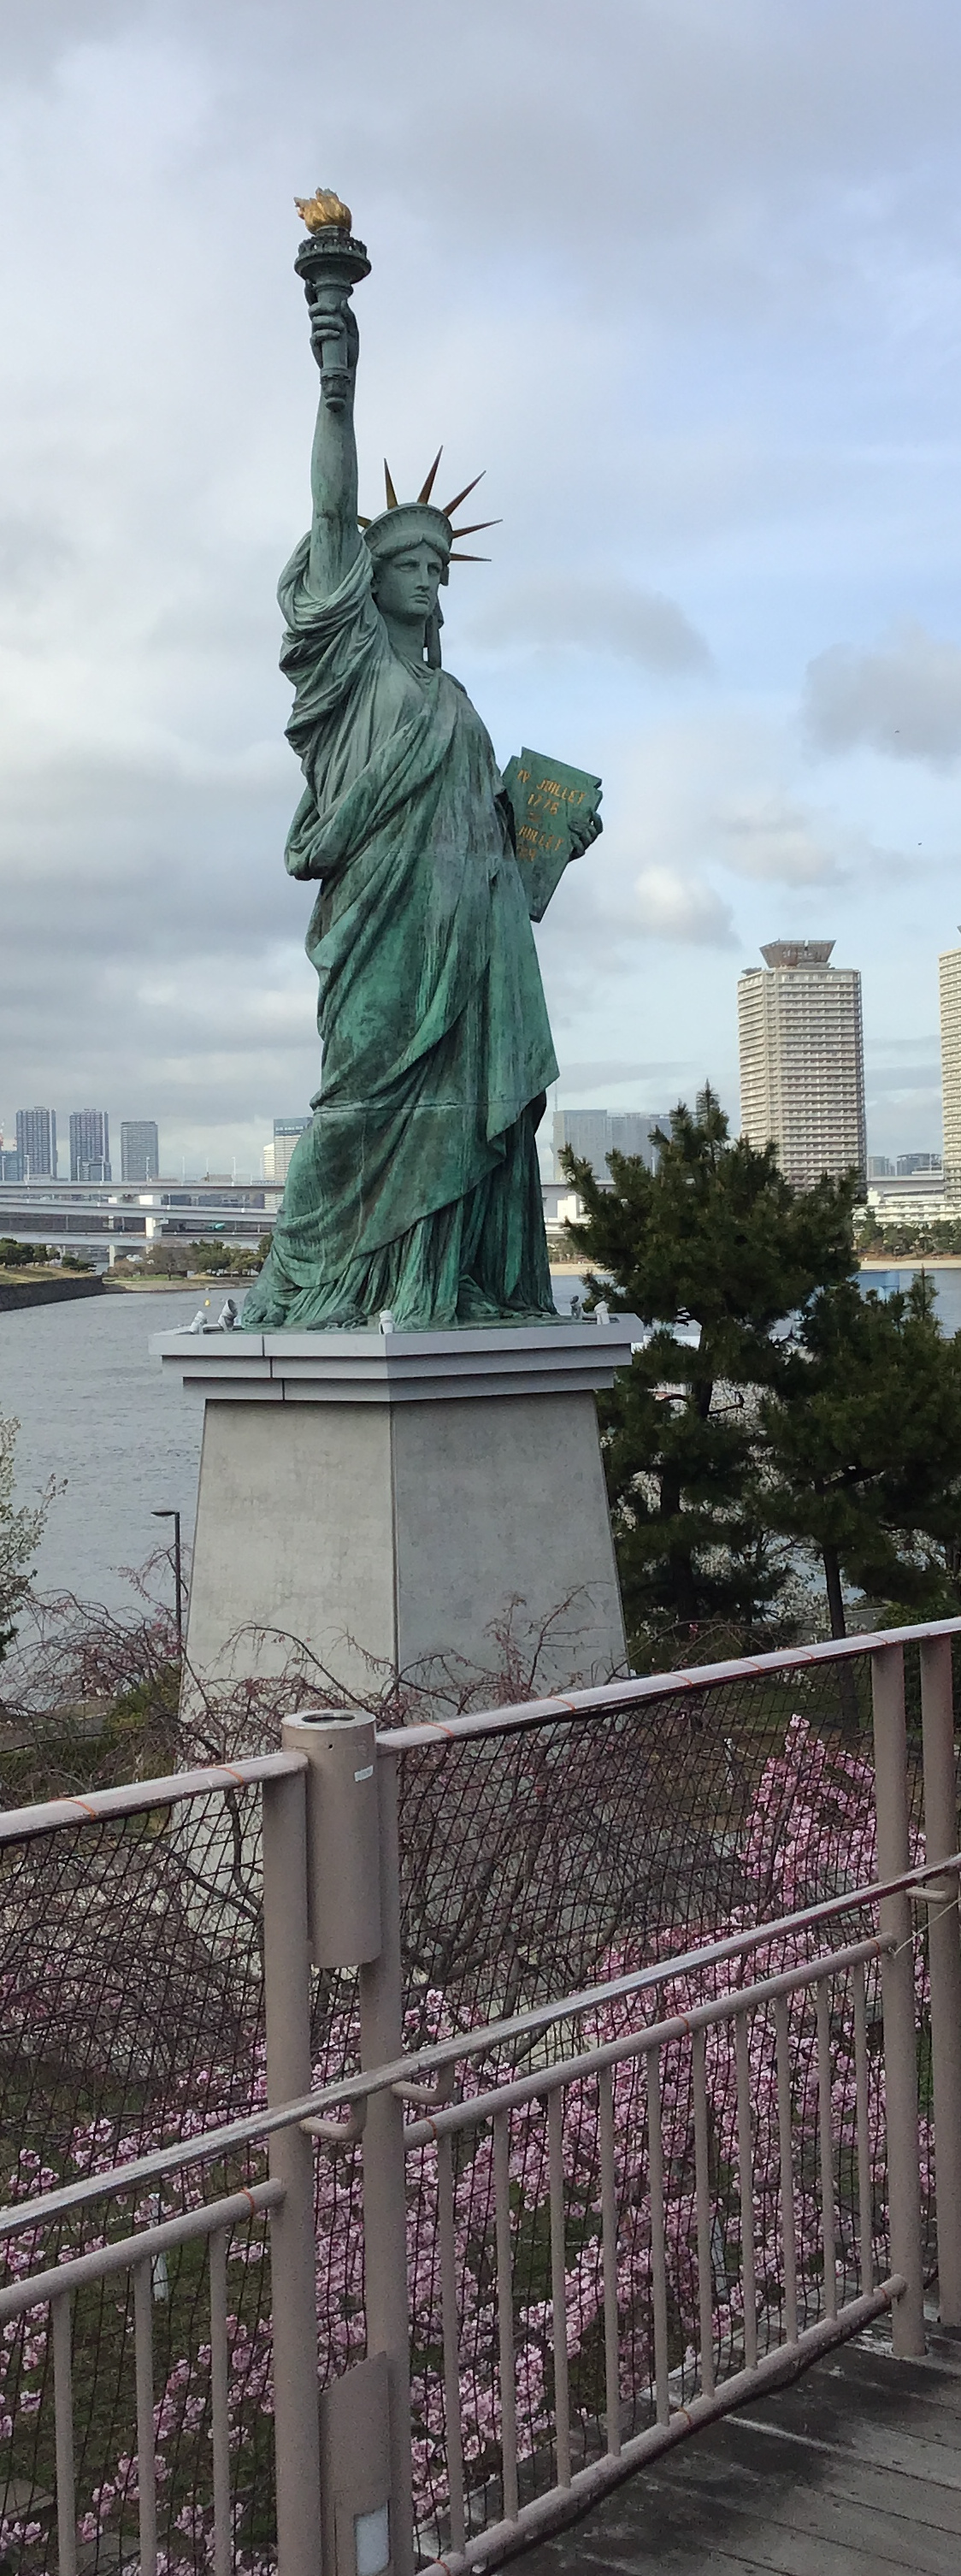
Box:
[244,541,558,1331]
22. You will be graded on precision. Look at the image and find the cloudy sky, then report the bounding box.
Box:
[3,0,961,1175]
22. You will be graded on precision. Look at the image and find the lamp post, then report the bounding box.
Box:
[152,1509,183,1659]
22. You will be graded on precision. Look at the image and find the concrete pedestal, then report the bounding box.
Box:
[151,1320,640,1701]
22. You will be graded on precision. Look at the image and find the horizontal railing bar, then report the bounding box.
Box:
[3,1849,952,2241]
[380,1616,961,1747]
[401,1935,891,2147]
[0,2179,283,2320]
[0,1751,306,1845]
[416,2277,906,2574]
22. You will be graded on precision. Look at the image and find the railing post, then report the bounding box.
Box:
[282,1716,413,2576]
[360,1742,415,2576]
[920,1634,961,2326]
[262,1762,324,2576]
[871,1643,925,2354]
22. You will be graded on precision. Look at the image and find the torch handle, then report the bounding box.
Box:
[317,313,348,371]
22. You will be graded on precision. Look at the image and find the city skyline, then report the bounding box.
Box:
[1,954,950,1189]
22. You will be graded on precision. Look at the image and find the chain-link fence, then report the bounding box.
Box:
[394,1644,917,2023]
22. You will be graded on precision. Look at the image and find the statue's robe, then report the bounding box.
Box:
[244,541,558,1330]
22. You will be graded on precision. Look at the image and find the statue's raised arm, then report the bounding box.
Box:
[290,188,369,596]
[304,279,361,596]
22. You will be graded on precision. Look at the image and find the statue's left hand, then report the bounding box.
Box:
[307,282,359,409]
[570,808,603,857]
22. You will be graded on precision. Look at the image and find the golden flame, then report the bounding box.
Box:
[294,185,352,235]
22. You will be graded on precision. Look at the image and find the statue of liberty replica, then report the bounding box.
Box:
[245,190,602,1333]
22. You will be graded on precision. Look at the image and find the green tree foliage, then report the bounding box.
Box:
[760,1273,961,1636]
[0,1416,49,1660]
[563,1086,858,1643]
[139,1240,259,1279]
[856,1214,961,1260]
[0,1239,50,1268]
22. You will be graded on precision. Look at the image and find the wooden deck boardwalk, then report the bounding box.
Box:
[519,2328,961,2575]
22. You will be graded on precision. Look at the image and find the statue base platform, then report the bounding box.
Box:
[151,1319,640,1704]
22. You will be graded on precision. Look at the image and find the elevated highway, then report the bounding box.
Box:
[0,1179,283,1263]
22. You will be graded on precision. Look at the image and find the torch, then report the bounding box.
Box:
[293,185,371,390]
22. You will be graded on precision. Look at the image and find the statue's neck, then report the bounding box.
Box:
[380,610,427,669]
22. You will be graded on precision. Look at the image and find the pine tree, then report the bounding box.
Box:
[760,1271,961,1635]
[563,1086,858,1649]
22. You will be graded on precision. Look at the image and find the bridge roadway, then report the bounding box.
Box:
[521,2328,961,2575]
[0,1179,281,1255]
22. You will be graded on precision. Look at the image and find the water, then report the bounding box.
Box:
[3,1266,951,1615]
[862,1266,961,1333]
[0,1290,205,1612]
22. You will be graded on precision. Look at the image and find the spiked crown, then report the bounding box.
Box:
[359,450,498,581]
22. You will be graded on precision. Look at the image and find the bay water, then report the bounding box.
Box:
[2,1267,958,1615]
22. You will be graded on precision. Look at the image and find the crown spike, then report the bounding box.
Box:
[384,460,398,510]
[448,552,489,563]
[449,518,500,541]
[417,447,443,505]
[357,515,372,529]
[441,470,485,518]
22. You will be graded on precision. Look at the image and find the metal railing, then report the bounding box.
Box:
[1,1624,960,2573]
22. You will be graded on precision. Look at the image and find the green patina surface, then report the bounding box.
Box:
[245,226,602,1333]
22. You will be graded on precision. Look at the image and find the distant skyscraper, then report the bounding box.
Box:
[121,1120,160,1184]
[69,1108,110,1184]
[15,1107,56,1181]
[553,1109,609,1176]
[939,943,961,1205]
[608,1111,665,1167]
[273,1117,311,1184]
[738,941,866,1191]
[552,1109,666,1182]
[868,1155,894,1179]
[0,1148,21,1183]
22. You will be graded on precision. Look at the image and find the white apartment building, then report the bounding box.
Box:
[737,941,866,1190]
[939,942,961,1208]
[867,1174,947,1226]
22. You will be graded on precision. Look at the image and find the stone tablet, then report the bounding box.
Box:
[502,748,604,921]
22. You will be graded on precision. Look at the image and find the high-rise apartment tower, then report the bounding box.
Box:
[939,942,961,1207]
[15,1107,56,1180]
[121,1120,160,1184]
[738,941,866,1191]
[69,1108,110,1184]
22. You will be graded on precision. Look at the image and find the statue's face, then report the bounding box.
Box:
[373,541,446,625]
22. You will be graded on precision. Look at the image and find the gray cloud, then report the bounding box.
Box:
[804,623,961,765]
[716,790,840,883]
[551,1058,695,1089]
[867,1067,941,1096]
[468,574,711,673]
